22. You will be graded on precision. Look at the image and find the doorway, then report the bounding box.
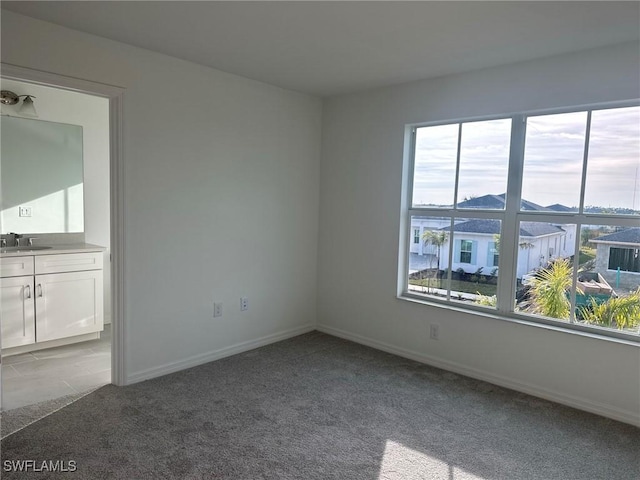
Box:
[0,64,124,435]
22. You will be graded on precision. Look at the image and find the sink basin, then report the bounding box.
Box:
[1,245,53,253]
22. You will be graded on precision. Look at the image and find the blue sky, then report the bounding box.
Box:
[412,106,640,210]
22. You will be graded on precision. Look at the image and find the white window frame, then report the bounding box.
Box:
[400,101,640,342]
[488,242,499,268]
[459,240,473,264]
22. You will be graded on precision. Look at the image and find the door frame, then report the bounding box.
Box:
[1,62,126,386]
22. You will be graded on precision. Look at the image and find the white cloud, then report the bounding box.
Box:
[413,106,639,210]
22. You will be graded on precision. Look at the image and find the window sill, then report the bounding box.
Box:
[398,292,640,347]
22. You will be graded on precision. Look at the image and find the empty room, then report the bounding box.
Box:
[0,2,639,479]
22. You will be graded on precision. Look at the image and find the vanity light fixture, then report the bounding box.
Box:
[0,90,38,117]
[19,95,37,117]
[0,90,20,105]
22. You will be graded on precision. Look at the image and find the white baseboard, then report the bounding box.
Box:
[127,324,315,384]
[2,332,100,357]
[317,324,640,427]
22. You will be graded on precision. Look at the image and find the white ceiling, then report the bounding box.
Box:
[3,1,639,97]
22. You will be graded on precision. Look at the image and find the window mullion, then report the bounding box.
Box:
[569,112,592,321]
[445,217,455,301]
[569,222,583,323]
[578,111,592,214]
[400,127,418,296]
[452,123,463,209]
[497,115,526,314]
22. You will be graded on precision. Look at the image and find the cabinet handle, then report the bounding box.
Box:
[25,285,31,299]
[36,284,43,298]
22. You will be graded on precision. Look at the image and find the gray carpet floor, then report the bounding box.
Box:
[1,331,638,479]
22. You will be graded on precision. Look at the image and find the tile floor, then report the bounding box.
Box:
[1,325,111,411]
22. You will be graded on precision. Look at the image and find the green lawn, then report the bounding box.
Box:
[409,277,497,296]
[578,246,596,265]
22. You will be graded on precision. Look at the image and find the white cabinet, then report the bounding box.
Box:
[0,251,104,350]
[35,253,102,275]
[35,270,103,342]
[0,275,36,349]
[0,255,34,278]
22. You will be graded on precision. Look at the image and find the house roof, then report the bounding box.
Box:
[519,223,565,237]
[456,193,550,211]
[546,203,574,212]
[439,219,564,237]
[590,228,640,246]
[441,219,501,234]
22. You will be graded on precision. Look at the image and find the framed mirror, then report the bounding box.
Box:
[1,115,84,233]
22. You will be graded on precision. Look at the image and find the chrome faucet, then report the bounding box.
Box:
[28,237,37,247]
[0,238,6,248]
[13,233,23,247]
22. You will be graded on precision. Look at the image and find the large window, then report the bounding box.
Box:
[609,247,640,273]
[404,104,640,339]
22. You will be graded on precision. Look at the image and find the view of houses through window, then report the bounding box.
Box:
[405,105,640,338]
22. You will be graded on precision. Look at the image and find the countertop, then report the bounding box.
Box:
[0,243,106,257]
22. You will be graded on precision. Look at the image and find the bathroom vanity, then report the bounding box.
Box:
[0,114,108,357]
[0,244,104,355]
[0,115,109,356]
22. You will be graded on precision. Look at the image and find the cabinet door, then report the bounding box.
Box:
[1,276,36,349]
[35,270,103,343]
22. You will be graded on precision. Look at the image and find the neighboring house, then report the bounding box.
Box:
[411,217,574,279]
[437,219,503,275]
[410,217,450,257]
[456,193,575,213]
[546,203,575,212]
[410,195,576,278]
[590,227,640,289]
[440,219,573,278]
[456,193,553,211]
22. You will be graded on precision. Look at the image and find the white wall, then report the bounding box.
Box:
[318,42,640,425]
[1,10,321,381]
[0,78,111,321]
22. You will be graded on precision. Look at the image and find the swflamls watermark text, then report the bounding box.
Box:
[3,460,77,473]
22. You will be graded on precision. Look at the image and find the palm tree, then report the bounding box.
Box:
[421,230,448,289]
[527,259,574,319]
[526,259,639,330]
[579,289,640,330]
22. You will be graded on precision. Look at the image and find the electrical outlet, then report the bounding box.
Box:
[213,302,223,318]
[429,324,440,340]
[240,297,249,311]
[19,206,32,217]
